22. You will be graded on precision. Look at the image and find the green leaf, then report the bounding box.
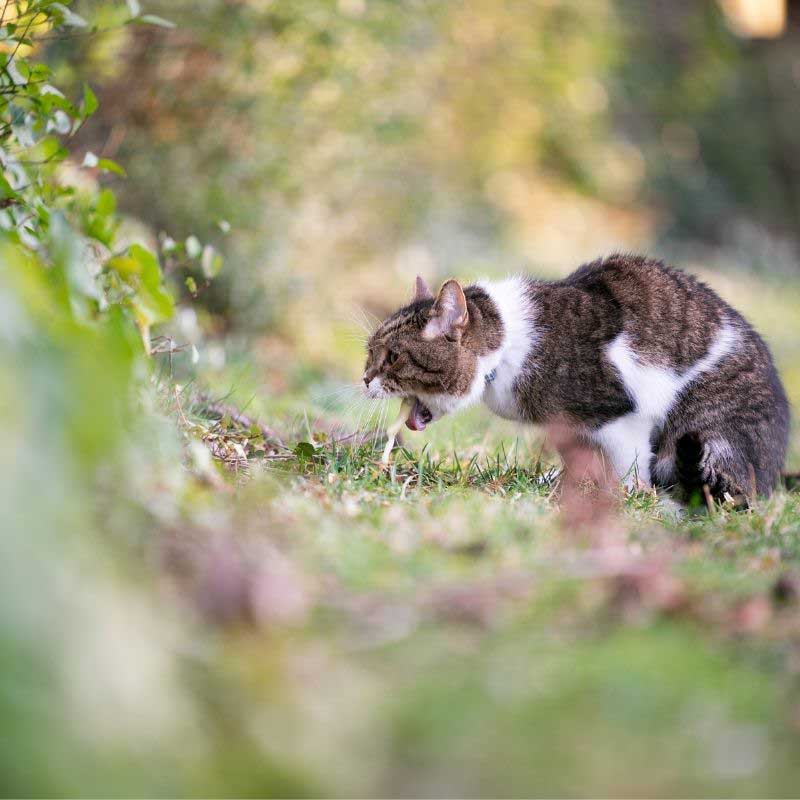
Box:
[98,158,127,177]
[96,189,116,217]
[107,245,175,329]
[82,84,98,118]
[49,212,99,317]
[106,255,139,278]
[0,172,19,202]
[85,188,118,247]
[128,244,174,324]
[294,441,317,460]
[38,88,77,117]
[28,64,52,82]
[82,153,126,177]
[33,136,68,164]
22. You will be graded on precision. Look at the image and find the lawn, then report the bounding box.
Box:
[157,408,800,797]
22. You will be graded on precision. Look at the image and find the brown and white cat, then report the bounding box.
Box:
[363,254,790,501]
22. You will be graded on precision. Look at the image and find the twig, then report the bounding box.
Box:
[173,385,192,429]
[192,392,285,448]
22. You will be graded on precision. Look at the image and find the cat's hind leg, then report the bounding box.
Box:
[675,432,751,507]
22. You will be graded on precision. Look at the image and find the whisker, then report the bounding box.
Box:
[372,402,389,449]
[326,399,366,440]
[365,400,385,447]
[312,383,362,408]
[345,397,370,438]
[345,307,375,337]
[309,384,368,435]
[356,305,383,337]
[343,331,370,344]
[359,306,381,327]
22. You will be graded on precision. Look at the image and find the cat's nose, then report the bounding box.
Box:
[363,373,370,386]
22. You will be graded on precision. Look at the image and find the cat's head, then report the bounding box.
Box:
[363,276,501,431]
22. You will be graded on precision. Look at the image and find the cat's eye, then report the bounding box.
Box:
[385,350,399,367]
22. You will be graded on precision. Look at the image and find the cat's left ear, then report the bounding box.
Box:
[424,279,468,341]
[414,275,434,301]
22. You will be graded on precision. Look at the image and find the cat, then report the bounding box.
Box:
[363,254,790,503]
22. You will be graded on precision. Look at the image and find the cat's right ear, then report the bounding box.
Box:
[414,275,433,302]
[424,279,468,341]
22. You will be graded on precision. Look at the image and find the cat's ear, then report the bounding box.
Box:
[425,279,468,340]
[414,275,433,302]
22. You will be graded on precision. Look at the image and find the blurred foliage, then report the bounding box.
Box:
[0,2,279,794]
[0,1,170,346]
[0,0,225,349]
[615,0,800,247]
[42,0,800,335]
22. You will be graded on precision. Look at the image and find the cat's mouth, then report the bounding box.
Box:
[406,397,433,431]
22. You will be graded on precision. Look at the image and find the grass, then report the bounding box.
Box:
[163,386,800,797]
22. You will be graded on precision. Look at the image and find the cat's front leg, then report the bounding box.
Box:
[591,413,655,488]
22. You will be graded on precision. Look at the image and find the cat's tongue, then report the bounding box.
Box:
[406,398,432,431]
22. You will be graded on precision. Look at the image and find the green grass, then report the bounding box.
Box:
[163,388,800,797]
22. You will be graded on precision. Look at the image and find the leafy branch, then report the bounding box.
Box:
[0,0,219,351]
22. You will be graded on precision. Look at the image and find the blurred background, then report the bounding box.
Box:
[55,0,800,393]
[4,0,800,796]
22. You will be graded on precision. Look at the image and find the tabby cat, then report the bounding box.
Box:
[363,255,790,502]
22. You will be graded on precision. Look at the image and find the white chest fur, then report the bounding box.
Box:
[592,321,740,484]
[476,277,538,421]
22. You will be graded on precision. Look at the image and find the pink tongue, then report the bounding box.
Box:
[405,398,427,431]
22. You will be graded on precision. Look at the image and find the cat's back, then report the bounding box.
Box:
[556,253,738,369]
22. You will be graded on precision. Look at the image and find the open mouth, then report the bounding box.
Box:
[405,397,433,431]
